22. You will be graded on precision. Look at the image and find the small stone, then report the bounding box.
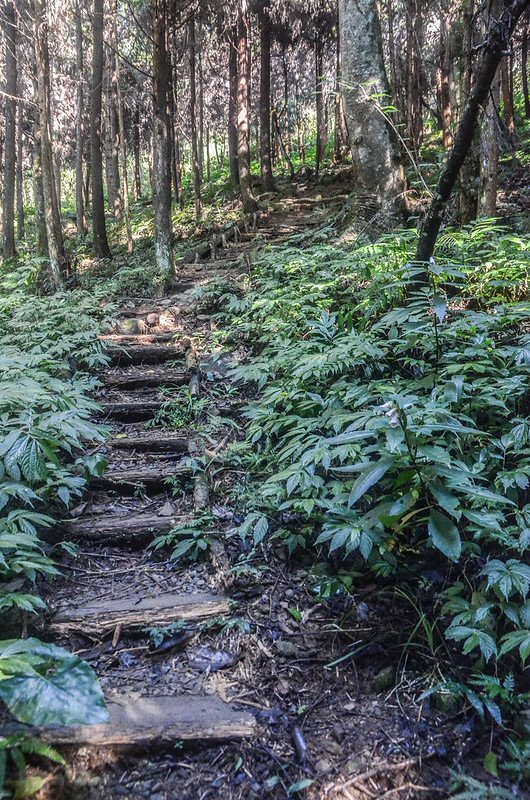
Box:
[150,794,164,800]
[274,640,298,657]
[315,758,333,773]
[372,665,395,692]
[146,313,159,326]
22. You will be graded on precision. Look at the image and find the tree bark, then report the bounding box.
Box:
[339,0,407,225]
[34,0,68,287]
[113,0,133,253]
[416,0,530,266]
[2,0,17,259]
[189,15,202,219]
[75,0,87,236]
[16,94,24,241]
[90,0,111,258]
[478,70,500,216]
[133,105,142,200]
[228,27,239,184]
[523,19,530,116]
[315,32,326,178]
[152,0,175,281]
[259,4,275,192]
[236,2,257,213]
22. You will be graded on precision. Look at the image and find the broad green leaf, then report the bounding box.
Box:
[0,638,108,726]
[428,509,461,561]
[349,459,393,506]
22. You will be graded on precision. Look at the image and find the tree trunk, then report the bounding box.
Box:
[405,0,423,154]
[33,136,47,258]
[75,0,87,236]
[437,3,454,149]
[16,96,24,241]
[189,15,202,219]
[34,0,68,287]
[113,0,133,253]
[228,27,239,184]
[315,32,326,178]
[479,70,500,216]
[523,19,530,117]
[334,34,349,162]
[339,0,407,225]
[2,0,17,259]
[133,105,142,200]
[236,2,257,213]
[416,0,530,266]
[152,0,174,281]
[104,69,122,219]
[90,0,111,258]
[259,4,275,192]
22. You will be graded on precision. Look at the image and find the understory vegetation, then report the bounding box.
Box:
[0,260,110,739]
[197,220,530,788]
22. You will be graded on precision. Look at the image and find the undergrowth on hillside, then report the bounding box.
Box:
[0,259,112,758]
[205,219,530,786]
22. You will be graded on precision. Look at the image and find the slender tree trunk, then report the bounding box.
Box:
[228,27,239,184]
[152,0,174,280]
[90,0,111,258]
[33,136,47,257]
[104,68,121,219]
[458,0,479,224]
[236,2,257,213]
[437,4,454,149]
[75,0,87,236]
[479,70,500,216]
[189,15,202,219]
[113,0,133,252]
[34,0,68,286]
[334,33,349,161]
[405,0,423,154]
[339,0,407,225]
[259,4,275,191]
[2,0,17,259]
[197,19,204,179]
[416,0,530,266]
[16,94,24,241]
[281,43,292,167]
[315,33,326,178]
[521,11,530,119]
[133,105,142,200]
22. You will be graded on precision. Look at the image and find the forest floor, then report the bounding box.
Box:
[29,174,525,800]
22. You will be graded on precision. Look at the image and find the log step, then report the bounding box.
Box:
[51,591,230,634]
[62,513,178,544]
[99,401,164,421]
[106,343,185,366]
[102,368,190,390]
[92,463,191,492]
[109,434,189,454]
[40,694,256,748]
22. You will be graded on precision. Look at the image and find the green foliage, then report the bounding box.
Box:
[151,513,214,562]
[0,733,65,799]
[0,258,110,730]
[215,221,530,728]
[146,387,208,430]
[447,773,515,800]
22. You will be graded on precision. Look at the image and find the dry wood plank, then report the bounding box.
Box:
[61,513,178,544]
[39,694,256,747]
[51,591,230,634]
[102,368,190,390]
[109,434,189,453]
[99,401,164,421]
[92,463,191,491]
[107,343,185,366]
[102,332,176,343]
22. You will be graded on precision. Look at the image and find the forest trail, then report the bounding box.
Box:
[39,185,356,799]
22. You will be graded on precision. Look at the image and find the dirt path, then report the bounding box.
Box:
[38,184,453,800]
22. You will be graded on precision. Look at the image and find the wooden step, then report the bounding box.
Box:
[40,694,256,748]
[102,332,176,343]
[92,463,191,492]
[106,343,185,366]
[99,401,164,421]
[109,434,189,454]
[51,591,230,635]
[62,513,178,545]
[102,367,190,391]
